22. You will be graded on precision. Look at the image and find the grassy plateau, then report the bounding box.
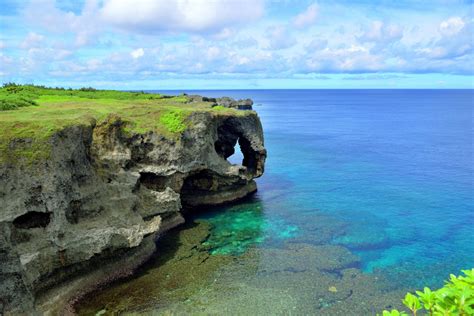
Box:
[0,84,247,164]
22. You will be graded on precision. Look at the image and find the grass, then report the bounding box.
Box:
[0,83,164,109]
[0,94,38,110]
[0,84,252,165]
[160,109,187,134]
[211,105,227,111]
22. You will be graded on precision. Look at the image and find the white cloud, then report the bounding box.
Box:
[0,41,5,49]
[293,3,319,28]
[20,32,45,49]
[294,40,387,74]
[359,21,403,44]
[211,28,235,40]
[130,48,145,59]
[0,54,13,65]
[413,17,471,60]
[439,17,465,36]
[232,37,258,49]
[6,0,472,81]
[101,0,265,33]
[306,38,328,51]
[206,46,221,61]
[265,25,296,50]
[415,47,441,59]
[86,59,102,70]
[24,0,101,47]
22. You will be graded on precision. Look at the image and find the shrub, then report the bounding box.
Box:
[159,110,187,134]
[0,94,38,110]
[380,269,474,316]
[212,105,227,111]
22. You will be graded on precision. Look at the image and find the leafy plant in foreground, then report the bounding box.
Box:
[380,269,474,316]
[403,292,422,315]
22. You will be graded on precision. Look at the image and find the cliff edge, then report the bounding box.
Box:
[0,87,266,315]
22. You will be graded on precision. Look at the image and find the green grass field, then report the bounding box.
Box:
[0,84,248,164]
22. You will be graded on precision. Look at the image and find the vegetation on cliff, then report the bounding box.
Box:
[0,84,249,164]
[381,269,474,316]
[0,83,165,110]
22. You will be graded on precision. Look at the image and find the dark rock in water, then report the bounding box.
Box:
[0,100,266,314]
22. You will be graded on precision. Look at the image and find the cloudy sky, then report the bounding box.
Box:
[0,0,472,89]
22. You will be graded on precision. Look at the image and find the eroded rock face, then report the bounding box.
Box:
[0,108,266,315]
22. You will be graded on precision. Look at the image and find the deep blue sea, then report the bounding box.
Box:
[187,89,473,279]
[79,90,474,314]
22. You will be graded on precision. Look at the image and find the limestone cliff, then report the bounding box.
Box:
[0,100,266,315]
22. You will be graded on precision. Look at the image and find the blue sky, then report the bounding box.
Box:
[0,0,472,89]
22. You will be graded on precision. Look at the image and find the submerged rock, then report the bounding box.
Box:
[75,233,405,315]
[0,102,266,314]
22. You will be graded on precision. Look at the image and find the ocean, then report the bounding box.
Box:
[77,89,473,314]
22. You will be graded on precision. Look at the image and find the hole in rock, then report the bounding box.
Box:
[13,211,51,229]
[214,119,261,175]
[214,126,239,161]
[139,172,168,191]
[228,139,245,165]
[181,170,218,193]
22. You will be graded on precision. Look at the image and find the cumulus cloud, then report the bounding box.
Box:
[265,25,296,50]
[27,47,72,61]
[12,46,73,75]
[439,16,465,36]
[130,48,145,59]
[100,0,265,33]
[293,3,318,28]
[3,0,472,82]
[20,32,44,49]
[24,0,101,46]
[232,36,258,49]
[359,21,403,44]
[306,37,328,51]
[297,44,383,74]
[414,17,471,60]
[211,28,235,41]
[206,46,222,61]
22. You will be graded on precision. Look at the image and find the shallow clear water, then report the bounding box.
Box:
[196,89,473,279]
[78,90,473,315]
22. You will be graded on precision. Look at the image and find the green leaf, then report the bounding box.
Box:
[380,269,474,316]
[417,287,436,311]
[381,309,408,316]
[403,292,421,313]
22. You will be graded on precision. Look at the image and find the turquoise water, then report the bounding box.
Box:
[78,90,473,314]
[189,89,474,288]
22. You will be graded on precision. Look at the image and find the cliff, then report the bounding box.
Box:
[0,87,266,315]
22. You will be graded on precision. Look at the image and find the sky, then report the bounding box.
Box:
[0,0,473,89]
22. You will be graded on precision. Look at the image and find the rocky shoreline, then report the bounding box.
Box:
[0,96,266,315]
[74,212,408,315]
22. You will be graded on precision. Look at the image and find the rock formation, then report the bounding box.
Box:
[0,99,266,315]
[186,95,254,110]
